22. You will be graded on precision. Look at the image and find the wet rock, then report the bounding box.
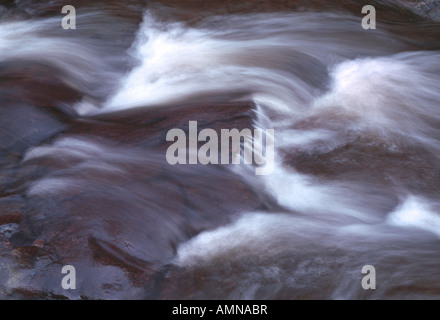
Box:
[0,104,66,157]
[0,62,82,110]
[283,136,440,196]
[1,100,266,299]
[0,103,67,196]
[393,0,440,21]
[0,224,20,240]
[428,4,440,20]
[0,196,25,225]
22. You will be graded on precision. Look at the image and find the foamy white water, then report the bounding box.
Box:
[97,11,440,230]
[388,196,440,237]
[100,12,407,114]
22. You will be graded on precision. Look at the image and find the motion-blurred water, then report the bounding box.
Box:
[1,0,440,299]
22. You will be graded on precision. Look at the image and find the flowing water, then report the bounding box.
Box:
[0,0,440,299]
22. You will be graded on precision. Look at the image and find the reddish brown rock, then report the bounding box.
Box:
[0,196,25,226]
[2,99,267,299]
[282,136,440,196]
